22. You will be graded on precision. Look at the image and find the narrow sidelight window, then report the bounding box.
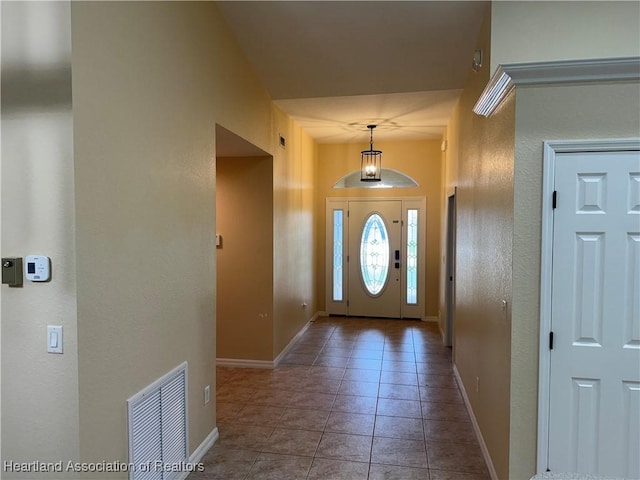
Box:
[332,210,344,301]
[407,209,418,304]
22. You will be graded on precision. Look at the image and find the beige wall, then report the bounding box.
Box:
[2,4,317,471]
[47,3,315,474]
[315,139,442,318]
[272,110,318,356]
[491,1,640,73]
[1,1,81,476]
[216,156,274,361]
[443,6,516,479]
[72,2,222,467]
[72,1,311,475]
[510,81,640,479]
[216,116,317,363]
[446,4,640,478]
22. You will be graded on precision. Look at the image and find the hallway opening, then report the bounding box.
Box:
[215,125,274,363]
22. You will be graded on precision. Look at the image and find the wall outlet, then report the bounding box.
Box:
[204,385,210,405]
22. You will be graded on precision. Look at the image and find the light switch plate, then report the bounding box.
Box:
[47,325,63,354]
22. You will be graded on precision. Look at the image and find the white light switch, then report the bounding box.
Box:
[47,326,63,354]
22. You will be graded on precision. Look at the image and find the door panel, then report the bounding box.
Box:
[348,200,402,318]
[548,151,640,477]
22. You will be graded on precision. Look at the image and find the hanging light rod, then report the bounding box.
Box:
[361,124,382,182]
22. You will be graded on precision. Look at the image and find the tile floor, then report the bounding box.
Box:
[188,317,490,480]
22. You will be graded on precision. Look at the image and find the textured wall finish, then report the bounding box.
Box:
[217,156,274,361]
[272,108,318,358]
[444,7,515,479]
[1,2,81,475]
[316,139,443,318]
[511,81,640,480]
[70,1,281,471]
[491,1,640,73]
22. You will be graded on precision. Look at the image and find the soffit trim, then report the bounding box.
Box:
[473,56,640,117]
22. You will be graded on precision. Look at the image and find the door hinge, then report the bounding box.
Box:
[347,300,349,307]
[549,331,554,350]
[552,191,557,209]
[347,255,349,263]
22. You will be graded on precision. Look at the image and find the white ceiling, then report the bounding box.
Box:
[217,1,488,144]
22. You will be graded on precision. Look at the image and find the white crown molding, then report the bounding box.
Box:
[474,57,640,117]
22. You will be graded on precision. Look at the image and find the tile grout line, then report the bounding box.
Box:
[209,319,487,480]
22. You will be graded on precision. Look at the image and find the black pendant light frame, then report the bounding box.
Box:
[360,125,382,182]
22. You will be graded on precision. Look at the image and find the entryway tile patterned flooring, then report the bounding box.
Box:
[188,317,490,479]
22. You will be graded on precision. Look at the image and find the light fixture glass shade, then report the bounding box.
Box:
[361,125,382,182]
[361,149,382,182]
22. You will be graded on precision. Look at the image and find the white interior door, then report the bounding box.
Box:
[347,200,402,318]
[548,150,640,477]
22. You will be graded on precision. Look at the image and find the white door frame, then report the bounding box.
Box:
[537,138,640,473]
[444,188,457,347]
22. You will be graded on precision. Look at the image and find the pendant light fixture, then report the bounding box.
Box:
[360,124,382,182]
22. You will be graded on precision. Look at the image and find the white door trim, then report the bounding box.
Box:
[537,138,640,473]
[325,196,426,319]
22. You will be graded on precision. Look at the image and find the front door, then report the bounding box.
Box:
[347,200,402,318]
[547,150,640,477]
[325,198,425,319]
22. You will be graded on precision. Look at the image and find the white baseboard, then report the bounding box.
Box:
[175,427,219,480]
[438,322,450,346]
[217,311,320,370]
[313,311,328,321]
[273,316,314,367]
[190,427,218,463]
[216,358,275,369]
[453,365,499,480]
[421,315,438,323]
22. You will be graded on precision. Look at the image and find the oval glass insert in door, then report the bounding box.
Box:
[360,213,390,296]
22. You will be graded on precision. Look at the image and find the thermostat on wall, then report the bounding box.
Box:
[25,255,51,282]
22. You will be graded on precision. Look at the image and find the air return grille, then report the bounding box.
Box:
[127,362,188,480]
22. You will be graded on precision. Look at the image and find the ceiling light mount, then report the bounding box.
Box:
[361,124,382,182]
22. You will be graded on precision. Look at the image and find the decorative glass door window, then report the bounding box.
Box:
[360,213,390,296]
[406,209,418,304]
